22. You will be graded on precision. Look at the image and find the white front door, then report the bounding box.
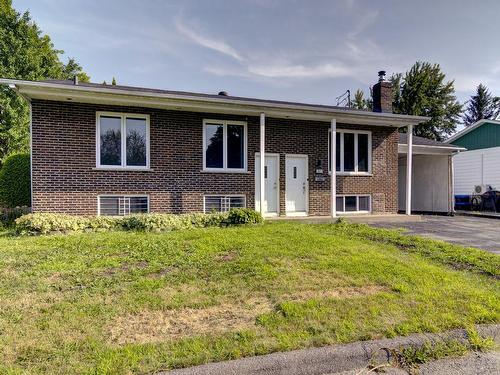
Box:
[255,153,279,216]
[285,155,308,215]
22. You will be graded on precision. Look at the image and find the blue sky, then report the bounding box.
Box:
[12,0,500,105]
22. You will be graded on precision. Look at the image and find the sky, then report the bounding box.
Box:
[12,0,500,107]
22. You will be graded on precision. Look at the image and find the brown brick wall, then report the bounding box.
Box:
[31,99,398,215]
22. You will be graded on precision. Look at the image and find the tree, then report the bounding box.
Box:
[111,77,117,85]
[0,0,89,160]
[462,84,499,126]
[352,89,372,110]
[392,62,462,141]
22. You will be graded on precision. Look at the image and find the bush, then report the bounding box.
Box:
[0,153,31,208]
[15,213,88,234]
[0,206,30,227]
[227,208,263,225]
[14,209,262,235]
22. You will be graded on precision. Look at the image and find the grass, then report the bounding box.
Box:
[0,221,498,374]
[390,327,496,374]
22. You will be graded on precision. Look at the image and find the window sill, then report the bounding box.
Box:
[201,169,250,174]
[328,172,373,177]
[337,211,372,215]
[93,167,153,172]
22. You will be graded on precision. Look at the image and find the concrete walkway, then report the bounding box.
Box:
[161,325,500,375]
[369,215,500,254]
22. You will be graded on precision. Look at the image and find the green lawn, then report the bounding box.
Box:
[0,221,498,374]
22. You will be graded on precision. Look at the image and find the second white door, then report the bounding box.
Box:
[255,153,279,216]
[285,155,308,215]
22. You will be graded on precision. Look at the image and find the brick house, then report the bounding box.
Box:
[1,72,429,217]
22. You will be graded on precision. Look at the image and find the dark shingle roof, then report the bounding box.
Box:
[42,79,372,113]
[399,133,462,148]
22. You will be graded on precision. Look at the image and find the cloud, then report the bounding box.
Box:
[175,19,243,61]
[347,10,379,39]
[247,62,351,78]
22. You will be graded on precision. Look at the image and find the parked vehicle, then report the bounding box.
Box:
[454,184,500,212]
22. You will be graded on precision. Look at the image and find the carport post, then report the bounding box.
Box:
[406,125,413,215]
[260,113,265,217]
[331,118,336,218]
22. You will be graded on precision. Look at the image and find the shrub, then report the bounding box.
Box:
[15,213,88,235]
[0,206,30,227]
[227,208,263,225]
[0,153,31,208]
[14,209,261,235]
[121,214,194,232]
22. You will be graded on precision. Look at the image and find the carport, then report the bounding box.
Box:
[398,134,465,214]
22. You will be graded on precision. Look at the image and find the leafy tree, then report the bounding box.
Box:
[352,89,372,110]
[0,0,89,160]
[112,77,117,85]
[392,62,462,141]
[462,84,500,126]
[0,153,30,207]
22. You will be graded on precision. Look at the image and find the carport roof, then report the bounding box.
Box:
[398,134,466,155]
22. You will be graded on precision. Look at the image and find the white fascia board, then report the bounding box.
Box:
[0,78,429,128]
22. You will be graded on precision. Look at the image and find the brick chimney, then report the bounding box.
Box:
[372,70,392,113]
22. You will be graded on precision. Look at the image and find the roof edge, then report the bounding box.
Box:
[0,78,430,127]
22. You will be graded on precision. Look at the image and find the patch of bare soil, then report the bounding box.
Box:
[107,285,387,345]
[283,285,389,301]
[108,297,272,345]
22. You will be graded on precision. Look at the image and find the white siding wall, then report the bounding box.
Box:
[453,146,500,194]
[399,154,450,212]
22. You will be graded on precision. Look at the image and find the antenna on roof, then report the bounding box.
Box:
[335,90,351,108]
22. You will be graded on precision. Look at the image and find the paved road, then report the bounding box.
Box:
[369,215,500,254]
[163,325,500,375]
[331,351,500,374]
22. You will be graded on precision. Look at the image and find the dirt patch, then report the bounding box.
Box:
[283,285,389,302]
[108,297,272,345]
[217,250,239,262]
[146,266,176,279]
[107,286,388,345]
[101,261,149,276]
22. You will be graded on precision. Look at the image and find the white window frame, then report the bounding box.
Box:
[96,112,150,170]
[336,195,371,214]
[203,119,247,173]
[203,194,246,213]
[97,194,150,216]
[328,129,372,175]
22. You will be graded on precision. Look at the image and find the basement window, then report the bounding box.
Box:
[336,195,371,214]
[204,195,246,213]
[98,195,149,216]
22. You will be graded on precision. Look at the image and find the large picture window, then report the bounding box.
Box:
[203,120,246,172]
[328,130,371,174]
[97,112,149,169]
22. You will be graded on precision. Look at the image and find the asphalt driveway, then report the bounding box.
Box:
[369,215,500,254]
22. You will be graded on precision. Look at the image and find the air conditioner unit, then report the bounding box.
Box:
[474,185,493,194]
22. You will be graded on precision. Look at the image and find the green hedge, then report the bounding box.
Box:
[15,208,263,235]
[0,153,30,208]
